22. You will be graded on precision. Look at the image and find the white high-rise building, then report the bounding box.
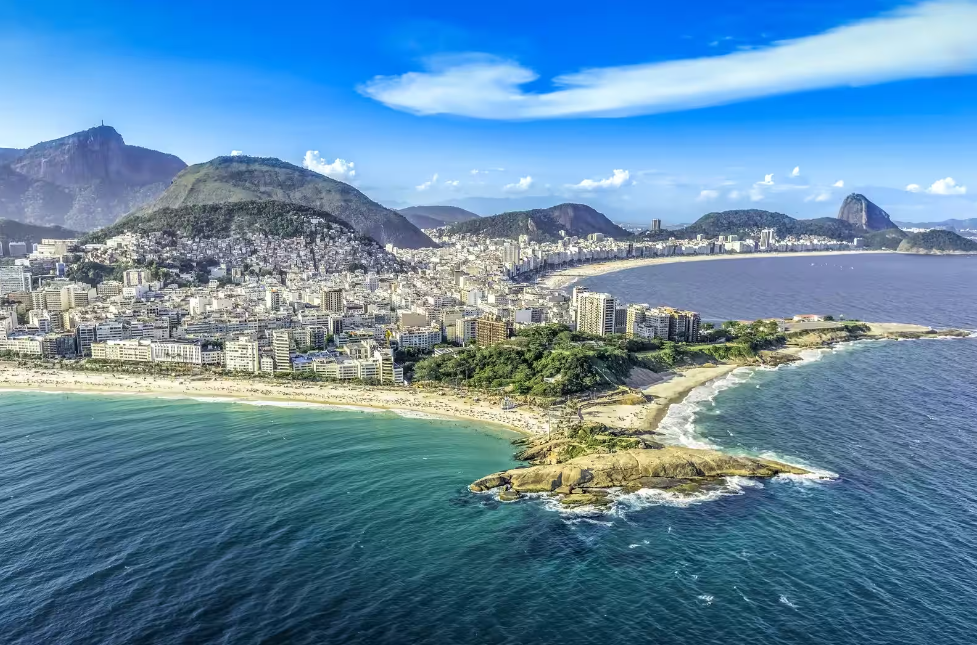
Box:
[272,329,294,372]
[0,266,31,296]
[225,336,260,372]
[576,292,616,336]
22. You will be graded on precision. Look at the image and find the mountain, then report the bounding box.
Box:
[82,201,402,277]
[0,149,23,164]
[0,126,186,230]
[837,193,898,231]
[89,200,368,242]
[398,205,479,229]
[0,219,81,256]
[895,218,977,230]
[143,156,434,249]
[673,209,859,240]
[445,203,630,241]
[897,230,977,253]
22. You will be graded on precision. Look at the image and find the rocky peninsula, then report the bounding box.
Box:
[469,321,972,506]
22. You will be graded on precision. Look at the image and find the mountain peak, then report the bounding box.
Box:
[837,193,897,231]
[144,155,434,249]
[0,126,186,230]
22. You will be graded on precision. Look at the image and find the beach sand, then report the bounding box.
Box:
[582,364,741,432]
[0,362,743,438]
[0,364,548,435]
[540,250,891,289]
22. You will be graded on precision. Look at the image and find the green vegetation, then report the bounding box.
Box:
[139,155,433,249]
[863,228,907,250]
[897,229,977,253]
[641,208,904,250]
[637,319,786,369]
[413,324,654,396]
[67,261,124,285]
[82,201,368,245]
[446,203,630,242]
[643,209,859,242]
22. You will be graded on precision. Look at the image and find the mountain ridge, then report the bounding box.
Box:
[142,156,434,249]
[398,205,479,229]
[445,203,630,241]
[0,125,186,230]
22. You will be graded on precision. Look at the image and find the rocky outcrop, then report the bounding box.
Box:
[0,125,186,230]
[471,446,808,495]
[837,193,898,231]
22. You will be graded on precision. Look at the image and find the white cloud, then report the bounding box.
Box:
[749,188,765,202]
[444,179,460,187]
[416,173,439,191]
[833,180,845,187]
[806,190,833,202]
[727,190,743,200]
[791,166,801,177]
[230,150,244,156]
[926,176,967,195]
[696,189,720,202]
[359,2,977,119]
[568,169,630,191]
[906,183,922,193]
[471,167,505,175]
[504,176,533,192]
[303,151,356,181]
[760,173,775,185]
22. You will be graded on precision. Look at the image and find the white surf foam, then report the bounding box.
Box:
[655,368,755,449]
[609,476,763,514]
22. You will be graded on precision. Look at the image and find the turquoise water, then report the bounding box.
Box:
[3,256,977,644]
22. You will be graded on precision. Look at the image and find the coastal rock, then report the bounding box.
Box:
[470,473,508,492]
[471,446,808,494]
[561,492,611,507]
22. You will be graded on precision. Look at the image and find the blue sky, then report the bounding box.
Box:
[2,0,976,223]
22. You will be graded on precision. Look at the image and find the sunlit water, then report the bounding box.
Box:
[1,254,976,644]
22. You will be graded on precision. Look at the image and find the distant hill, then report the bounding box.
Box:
[837,193,898,231]
[445,203,630,241]
[673,209,859,240]
[0,149,23,164]
[897,230,977,253]
[895,218,977,230]
[0,125,186,230]
[0,219,81,256]
[398,205,479,229]
[143,156,434,249]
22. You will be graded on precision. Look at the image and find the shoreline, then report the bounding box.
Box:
[538,250,893,289]
[0,323,967,442]
[0,365,547,436]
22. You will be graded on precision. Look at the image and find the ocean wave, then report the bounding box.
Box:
[655,368,754,449]
[755,450,839,483]
[609,476,763,514]
[389,409,456,421]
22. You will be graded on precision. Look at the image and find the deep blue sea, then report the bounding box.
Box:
[2,253,976,644]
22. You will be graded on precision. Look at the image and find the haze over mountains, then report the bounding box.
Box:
[0,126,186,230]
[397,205,479,230]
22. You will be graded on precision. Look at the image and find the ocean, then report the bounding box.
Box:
[1,253,976,644]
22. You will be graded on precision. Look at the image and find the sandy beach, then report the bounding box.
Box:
[0,361,745,438]
[540,250,892,289]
